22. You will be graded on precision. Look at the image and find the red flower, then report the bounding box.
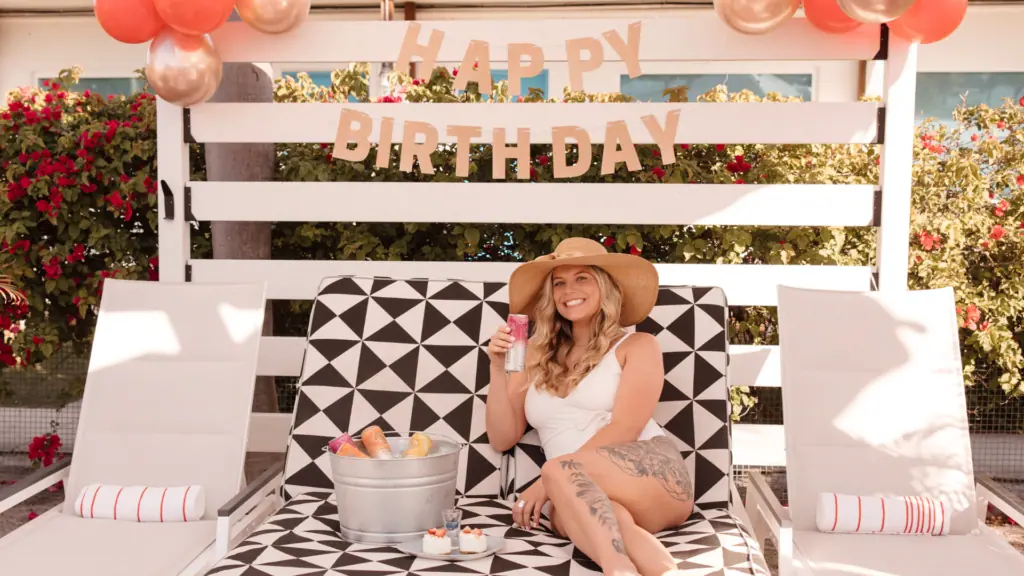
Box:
[679,144,690,150]
[714,144,726,152]
[918,230,941,251]
[31,336,43,346]
[651,167,666,179]
[652,149,661,159]
[72,296,81,306]
[119,173,130,183]
[997,120,1006,129]
[981,240,990,250]
[18,153,28,163]
[971,133,980,142]
[66,244,85,264]
[990,225,1006,241]
[994,199,1009,217]
[979,321,990,331]
[963,304,981,330]
[602,237,615,248]
[1019,96,1024,106]
[19,177,31,189]
[27,512,38,521]
[536,154,550,166]
[43,257,62,279]
[35,199,51,213]
[629,245,641,256]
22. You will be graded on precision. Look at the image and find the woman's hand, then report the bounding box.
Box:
[487,324,514,368]
[513,480,549,529]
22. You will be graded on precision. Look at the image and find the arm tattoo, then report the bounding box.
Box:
[597,436,694,503]
[558,459,628,556]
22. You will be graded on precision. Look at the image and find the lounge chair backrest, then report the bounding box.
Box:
[282,277,507,499]
[506,286,734,512]
[777,286,978,535]
[64,279,266,518]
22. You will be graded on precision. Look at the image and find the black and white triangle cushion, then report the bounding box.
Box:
[207,491,769,576]
[206,278,769,576]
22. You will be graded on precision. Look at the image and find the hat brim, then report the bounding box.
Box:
[508,253,659,327]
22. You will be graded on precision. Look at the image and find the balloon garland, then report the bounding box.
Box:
[96,0,969,103]
[714,0,967,43]
[94,0,311,106]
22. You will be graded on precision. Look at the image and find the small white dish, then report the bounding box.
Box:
[396,535,506,561]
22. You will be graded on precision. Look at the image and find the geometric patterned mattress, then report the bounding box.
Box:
[204,277,770,576]
[207,492,771,576]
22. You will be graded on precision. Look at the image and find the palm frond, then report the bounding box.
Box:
[0,274,27,306]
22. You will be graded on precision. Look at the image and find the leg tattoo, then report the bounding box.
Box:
[559,459,628,556]
[597,436,694,503]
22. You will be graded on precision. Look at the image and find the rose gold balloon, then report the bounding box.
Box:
[235,0,312,34]
[837,0,916,24]
[146,28,223,107]
[714,0,800,35]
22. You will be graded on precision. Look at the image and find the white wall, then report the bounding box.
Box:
[1,6,1023,102]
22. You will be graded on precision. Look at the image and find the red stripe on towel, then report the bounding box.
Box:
[904,497,912,534]
[939,502,946,535]
[113,487,124,521]
[855,496,862,532]
[921,496,929,532]
[831,493,839,531]
[159,488,167,523]
[182,486,191,522]
[880,497,886,532]
[927,498,935,535]
[78,487,87,518]
[137,487,148,522]
[917,497,925,534]
[89,485,101,518]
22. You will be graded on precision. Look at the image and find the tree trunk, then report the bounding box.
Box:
[205,63,278,414]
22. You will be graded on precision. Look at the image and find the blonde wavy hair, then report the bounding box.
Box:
[527,266,625,398]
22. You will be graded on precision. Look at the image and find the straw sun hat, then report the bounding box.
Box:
[508,237,659,327]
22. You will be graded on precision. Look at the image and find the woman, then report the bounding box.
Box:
[486,237,693,576]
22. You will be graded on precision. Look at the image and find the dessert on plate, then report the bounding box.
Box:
[422,528,452,555]
[459,527,487,554]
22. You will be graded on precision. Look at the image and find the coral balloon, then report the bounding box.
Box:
[93,0,165,44]
[714,0,800,35]
[836,0,915,24]
[803,0,862,33]
[889,0,968,44]
[146,28,223,107]
[236,0,312,34]
[153,0,235,36]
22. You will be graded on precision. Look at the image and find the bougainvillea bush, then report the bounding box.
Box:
[1,66,1022,429]
[0,68,158,390]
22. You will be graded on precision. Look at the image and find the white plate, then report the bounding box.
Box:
[396,535,506,561]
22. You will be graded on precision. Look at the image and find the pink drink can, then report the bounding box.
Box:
[504,314,529,372]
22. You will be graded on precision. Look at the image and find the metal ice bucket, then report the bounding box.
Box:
[324,432,464,545]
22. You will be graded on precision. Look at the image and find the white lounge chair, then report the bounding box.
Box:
[745,286,1024,575]
[0,279,282,576]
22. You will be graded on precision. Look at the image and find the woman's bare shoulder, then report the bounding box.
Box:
[622,331,659,352]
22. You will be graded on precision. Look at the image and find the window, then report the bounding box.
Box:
[38,77,147,96]
[916,73,1024,126]
[491,69,549,99]
[619,73,812,102]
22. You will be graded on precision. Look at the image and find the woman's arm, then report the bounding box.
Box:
[577,332,664,452]
[485,365,529,452]
[484,324,531,452]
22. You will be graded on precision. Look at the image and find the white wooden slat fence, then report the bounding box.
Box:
[157,14,919,467]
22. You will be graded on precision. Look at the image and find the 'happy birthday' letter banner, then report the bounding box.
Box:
[334,21,672,180]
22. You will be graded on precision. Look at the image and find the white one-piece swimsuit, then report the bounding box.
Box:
[524,333,665,460]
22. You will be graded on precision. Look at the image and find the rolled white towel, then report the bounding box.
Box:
[816,493,950,536]
[73,484,205,522]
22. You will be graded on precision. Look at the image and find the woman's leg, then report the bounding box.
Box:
[540,436,694,576]
[551,501,678,576]
[541,458,638,575]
